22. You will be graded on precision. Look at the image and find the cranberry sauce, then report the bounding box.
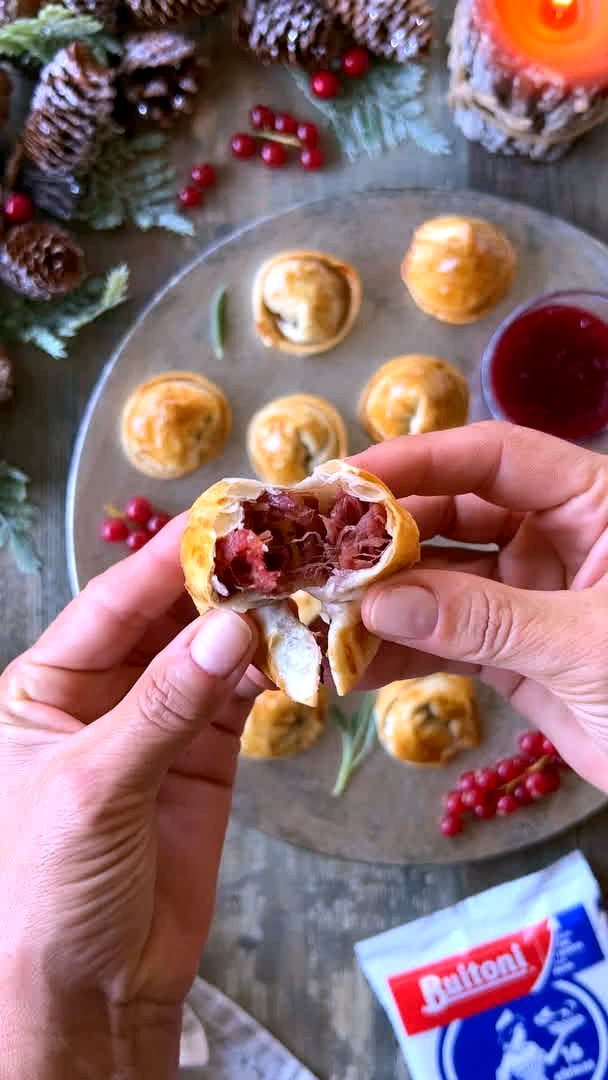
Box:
[489,303,608,440]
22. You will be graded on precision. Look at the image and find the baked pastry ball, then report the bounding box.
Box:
[247,393,348,485]
[120,370,231,479]
[374,674,480,766]
[401,215,517,324]
[253,249,362,355]
[359,354,469,440]
[241,688,327,759]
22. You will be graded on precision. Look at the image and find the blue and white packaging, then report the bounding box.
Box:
[355,852,608,1080]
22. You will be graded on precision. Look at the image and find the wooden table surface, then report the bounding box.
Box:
[3,5,608,1078]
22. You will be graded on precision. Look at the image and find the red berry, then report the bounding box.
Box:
[231,132,257,159]
[177,185,202,210]
[126,529,150,552]
[260,141,287,168]
[147,511,171,535]
[461,786,481,809]
[443,790,465,815]
[513,783,533,806]
[297,121,319,147]
[497,758,518,782]
[100,517,128,543]
[525,768,560,800]
[249,104,274,130]
[440,814,463,837]
[497,793,519,816]
[124,496,153,524]
[190,162,216,188]
[518,730,545,760]
[541,736,557,756]
[341,46,370,78]
[475,767,499,792]
[457,770,477,791]
[274,112,298,134]
[4,192,35,225]
[310,70,340,100]
[300,146,324,170]
[473,796,497,820]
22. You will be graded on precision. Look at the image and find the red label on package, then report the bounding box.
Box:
[388,919,552,1035]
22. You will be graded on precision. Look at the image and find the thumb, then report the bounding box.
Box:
[84,608,257,788]
[363,569,587,679]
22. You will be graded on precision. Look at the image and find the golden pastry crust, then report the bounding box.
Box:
[374,675,480,766]
[180,461,419,706]
[253,249,362,355]
[121,371,231,479]
[402,215,517,325]
[359,354,469,440]
[247,393,348,485]
[240,688,327,759]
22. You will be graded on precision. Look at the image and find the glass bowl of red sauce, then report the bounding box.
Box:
[481,290,608,441]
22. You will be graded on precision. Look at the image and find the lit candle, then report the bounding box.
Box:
[448,0,608,160]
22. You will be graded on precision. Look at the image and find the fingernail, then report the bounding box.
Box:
[367,586,438,641]
[190,610,253,678]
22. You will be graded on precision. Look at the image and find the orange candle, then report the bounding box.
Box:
[476,0,608,86]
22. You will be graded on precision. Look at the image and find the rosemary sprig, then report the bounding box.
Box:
[331,693,377,796]
[210,285,228,361]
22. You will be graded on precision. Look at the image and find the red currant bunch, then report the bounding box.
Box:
[177,161,218,212]
[100,497,172,555]
[230,105,325,171]
[438,729,569,839]
[308,47,371,103]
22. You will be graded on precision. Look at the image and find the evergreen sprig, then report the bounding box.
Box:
[331,694,377,796]
[0,461,40,573]
[76,133,194,236]
[291,63,451,161]
[0,5,119,66]
[0,264,129,358]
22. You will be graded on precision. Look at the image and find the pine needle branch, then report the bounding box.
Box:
[0,5,119,66]
[291,63,451,161]
[76,132,194,236]
[0,264,129,358]
[0,461,40,573]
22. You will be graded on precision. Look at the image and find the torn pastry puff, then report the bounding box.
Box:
[240,688,327,759]
[181,461,419,707]
[374,675,480,766]
[247,393,348,485]
[252,249,362,356]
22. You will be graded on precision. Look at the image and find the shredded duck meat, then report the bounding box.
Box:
[214,487,389,597]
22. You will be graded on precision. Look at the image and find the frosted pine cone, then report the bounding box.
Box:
[22,43,116,181]
[124,0,224,29]
[0,0,40,24]
[233,0,343,68]
[62,0,119,30]
[0,222,85,300]
[116,32,202,128]
[326,0,433,62]
[0,345,13,404]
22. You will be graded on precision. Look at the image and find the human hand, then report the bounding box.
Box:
[353,422,608,792]
[0,515,262,1078]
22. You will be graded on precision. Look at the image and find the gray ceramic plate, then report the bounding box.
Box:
[67,190,607,864]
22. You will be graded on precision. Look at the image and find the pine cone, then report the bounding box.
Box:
[22,44,116,182]
[62,0,119,30]
[233,0,342,68]
[326,0,432,62]
[116,32,201,128]
[20,164,83,221]
[0,345,13,404]
[0,222,85,300]
[124,0,224,29]
[0,0,40,24]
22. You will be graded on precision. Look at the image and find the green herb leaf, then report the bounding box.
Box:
[0,5,119,66]
[77,133,194,236]
[0,264,129,359]
[331,693,377,796]
[0,461,40,574]
[291,63,451,161]
[210,285,228,361]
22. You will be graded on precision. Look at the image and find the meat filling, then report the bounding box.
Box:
[214,487,390,597]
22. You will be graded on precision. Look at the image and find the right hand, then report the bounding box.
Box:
[352,422,608,792]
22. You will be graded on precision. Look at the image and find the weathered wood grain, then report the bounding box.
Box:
[3,3,608,1078]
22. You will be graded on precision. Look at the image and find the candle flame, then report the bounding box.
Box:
[552,0,573,7]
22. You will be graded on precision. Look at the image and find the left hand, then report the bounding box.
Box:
[0,515,262,1073]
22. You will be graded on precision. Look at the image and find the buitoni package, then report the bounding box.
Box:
[356,852,608,1080]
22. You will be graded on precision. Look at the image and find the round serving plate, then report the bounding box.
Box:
[67,189,608,864]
